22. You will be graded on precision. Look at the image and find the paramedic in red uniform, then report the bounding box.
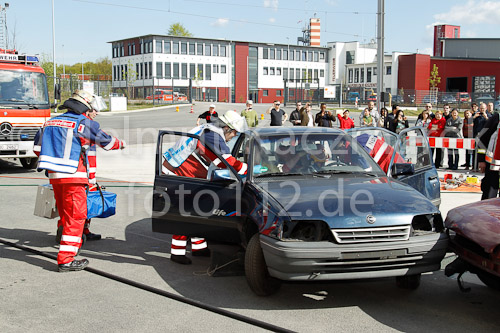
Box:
[34,90,126,272]
[162,110,248,264]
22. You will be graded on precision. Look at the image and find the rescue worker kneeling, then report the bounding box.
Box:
[34,90,126,272]
[162,110,248,264]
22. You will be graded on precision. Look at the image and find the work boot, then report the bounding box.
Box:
[55,225,63,244]
[85,232,102,241]
[192,248,211,257]
[58,259,89,272]
[170,255,192,265]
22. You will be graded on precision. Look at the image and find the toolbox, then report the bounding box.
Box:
[33,184,58,219]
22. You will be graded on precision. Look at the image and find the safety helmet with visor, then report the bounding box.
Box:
[218,110,248,133]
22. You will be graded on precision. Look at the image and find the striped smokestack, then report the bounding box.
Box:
[310,18,320,46]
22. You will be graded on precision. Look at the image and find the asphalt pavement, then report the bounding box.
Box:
[1,101,499,332]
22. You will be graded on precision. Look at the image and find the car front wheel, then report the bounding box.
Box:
[477,271,500,291]
[20,157,38,169]
[244,233,281,296]
[396,273,421,290]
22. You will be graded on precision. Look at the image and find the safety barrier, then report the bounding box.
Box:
[427,137,475,149]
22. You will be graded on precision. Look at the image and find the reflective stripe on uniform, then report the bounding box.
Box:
[59,245,79,253]
[61,235,82,243]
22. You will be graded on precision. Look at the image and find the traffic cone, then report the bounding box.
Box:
[261,113,264,120]
[190,104,194,113]
[176,106,179,112]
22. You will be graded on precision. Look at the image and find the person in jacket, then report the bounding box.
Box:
[266,101,287,126]
[473,102,491,137]
[289,101,302,126]
[359,101,379,127]
[337,110,355,129]
[378,107,387,128]
[462,110,474,169]
[300,103,314,126]
[360,108,374,127]
[476,112,500,200]
[241,100,258,127]
[385,104,400,132]
[415,110,431,128]
[315,103,336,127]
[162,110,248,264]
[34,90,126,272]
[444,108,463,170]
[197,104,218,126]
[394,110,409,134]
[427,110,446,168]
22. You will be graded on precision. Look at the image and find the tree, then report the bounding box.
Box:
[167,22,193,37]
[429,64,441,89]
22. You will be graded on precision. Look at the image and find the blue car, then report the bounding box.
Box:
[152,127,447,296]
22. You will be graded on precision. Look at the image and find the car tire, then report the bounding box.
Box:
[477,271,500,291]
[244,233,281,296]
[20,157,38,169]
[396,273,421,290]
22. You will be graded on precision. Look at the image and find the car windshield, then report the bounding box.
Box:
[250,133,385,177]
[0,70,49,106]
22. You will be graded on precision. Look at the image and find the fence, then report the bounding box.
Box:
[47,74,112,102]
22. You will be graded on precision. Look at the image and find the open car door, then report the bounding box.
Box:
[389,127,441,207]
[152,130,245,242]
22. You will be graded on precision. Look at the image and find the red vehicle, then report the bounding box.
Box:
[0,49,52,169]
[458,92,471,103]
[367,94,377,102]
[146,89,173,101]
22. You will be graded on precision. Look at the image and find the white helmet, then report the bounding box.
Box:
[218,110,248,133]
[70,89,95,111]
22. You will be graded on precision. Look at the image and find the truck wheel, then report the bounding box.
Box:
[396,274,421,290]
[20,157,38,169]
[244,233,281,296]
[477,271,500,291]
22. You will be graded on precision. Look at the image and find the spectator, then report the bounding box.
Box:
[462,109,474,170]
[300,104,314,127]
[442,103,451,120]
[289,101,302,126]
[241,100,258,127]
[385,104,399,131]
[476,112,500,200]
[359,101,379,127]
[197,104,218,126]
[360,108,374,127]
[444,108,463,170]
[337,110,355,129]
[488,101,495,115]
[418,103,435,121]
[378,107,388,127]
[394,110,409,134]
[428,110,446,168]
[471,102,478,114]
[315,103,336,127]
[266,100,287,126]
[415,110,431,128]
[473,102,492,137]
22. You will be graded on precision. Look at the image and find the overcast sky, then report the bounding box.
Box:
[5,0,500,64]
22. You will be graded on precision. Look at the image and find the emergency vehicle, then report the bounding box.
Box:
[0,49,52,169]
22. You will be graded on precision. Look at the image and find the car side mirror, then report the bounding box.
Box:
[210,169,237,182]
[392,163,414,177]
[54,83,61,100]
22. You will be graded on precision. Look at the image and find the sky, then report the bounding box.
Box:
[4,0,500,65]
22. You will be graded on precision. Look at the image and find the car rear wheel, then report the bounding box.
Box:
[477,271,500,291]
[396,273,421,290]
[244,233,281,296]
[20,157,38,169]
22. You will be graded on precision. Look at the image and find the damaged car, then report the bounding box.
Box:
[152,127,448,296]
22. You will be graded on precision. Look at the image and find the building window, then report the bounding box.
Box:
[276,49,281,60]
[144,62,148,79]
[197,64,203,79]
[205,64,211,80]
[290,89,294,97]
[190,63,196,79]
[386,66,392,75]
[140,63,143,79]
[346,51,355,64]
[156,62,163,78]
[314,52,319,62]
[290,68,295,82]
[296,68,300,81]
[189,43,195,55]
[296,50,300,61]
[165,62,171,79]
[181,42,187,55]
[263,48,268,59]
[121,44,124,56]
[276,90,282,97]
[348,69,353,83]
[263,67,268,75]
[197,43,203,55]
[320,69,324,77]
[148,41,152,54]
[283,68,288,80]
[290,50,294,61]
[155,40,162,53]
[263,90,268,96]
[302,51,307,61]
[213,44,218,56]
[173,42,179,54]
[354,68,359,83]
[213,64,218,73]
[360,68,364,83]
[320,52,325,60]
[149,62,152,78]
[308,69,312,82]
[133,44,136,55]
[269,48,275,59]
[220,45,226,57]
[308,51,313,61]
[283,50,288,60]
[270,67,275,75]
[136,63,139,79]
[181,63,188,79]
[221,64,227,73]
[164,41,171,54]
[173,63,179,79]
[277,67,281,76]
[367,68,372,82]
[374,67,377,76]
[314,69,318,80]
[454,28,459,38]
[302,69,307,80]
[205,44,211,56]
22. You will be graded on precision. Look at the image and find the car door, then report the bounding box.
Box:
[152,130,245,242]
[389,127,441,207]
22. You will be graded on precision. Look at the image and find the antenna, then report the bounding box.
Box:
[0,3,8,49]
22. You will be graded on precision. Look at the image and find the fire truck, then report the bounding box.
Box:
[0,49,54,169]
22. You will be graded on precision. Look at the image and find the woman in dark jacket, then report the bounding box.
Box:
[444,108,463,170]
[462,109,474,169]
[394,110,409,134]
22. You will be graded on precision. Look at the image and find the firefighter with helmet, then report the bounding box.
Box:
[34,90,126,272]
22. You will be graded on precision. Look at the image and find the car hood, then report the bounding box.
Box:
[256,175,438,228]
[445,198,500,253]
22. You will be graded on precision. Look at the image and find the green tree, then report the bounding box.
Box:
[167,22,193,37]
[429,64,441,88]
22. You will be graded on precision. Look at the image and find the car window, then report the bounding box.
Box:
[397,128,432,171]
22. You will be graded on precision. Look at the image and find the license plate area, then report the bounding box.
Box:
[0,144,18,150]
[341,249,407,260]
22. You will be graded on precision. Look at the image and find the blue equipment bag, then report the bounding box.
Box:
[87,184,117,219]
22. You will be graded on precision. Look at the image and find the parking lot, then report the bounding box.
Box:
[1,102,499,332]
